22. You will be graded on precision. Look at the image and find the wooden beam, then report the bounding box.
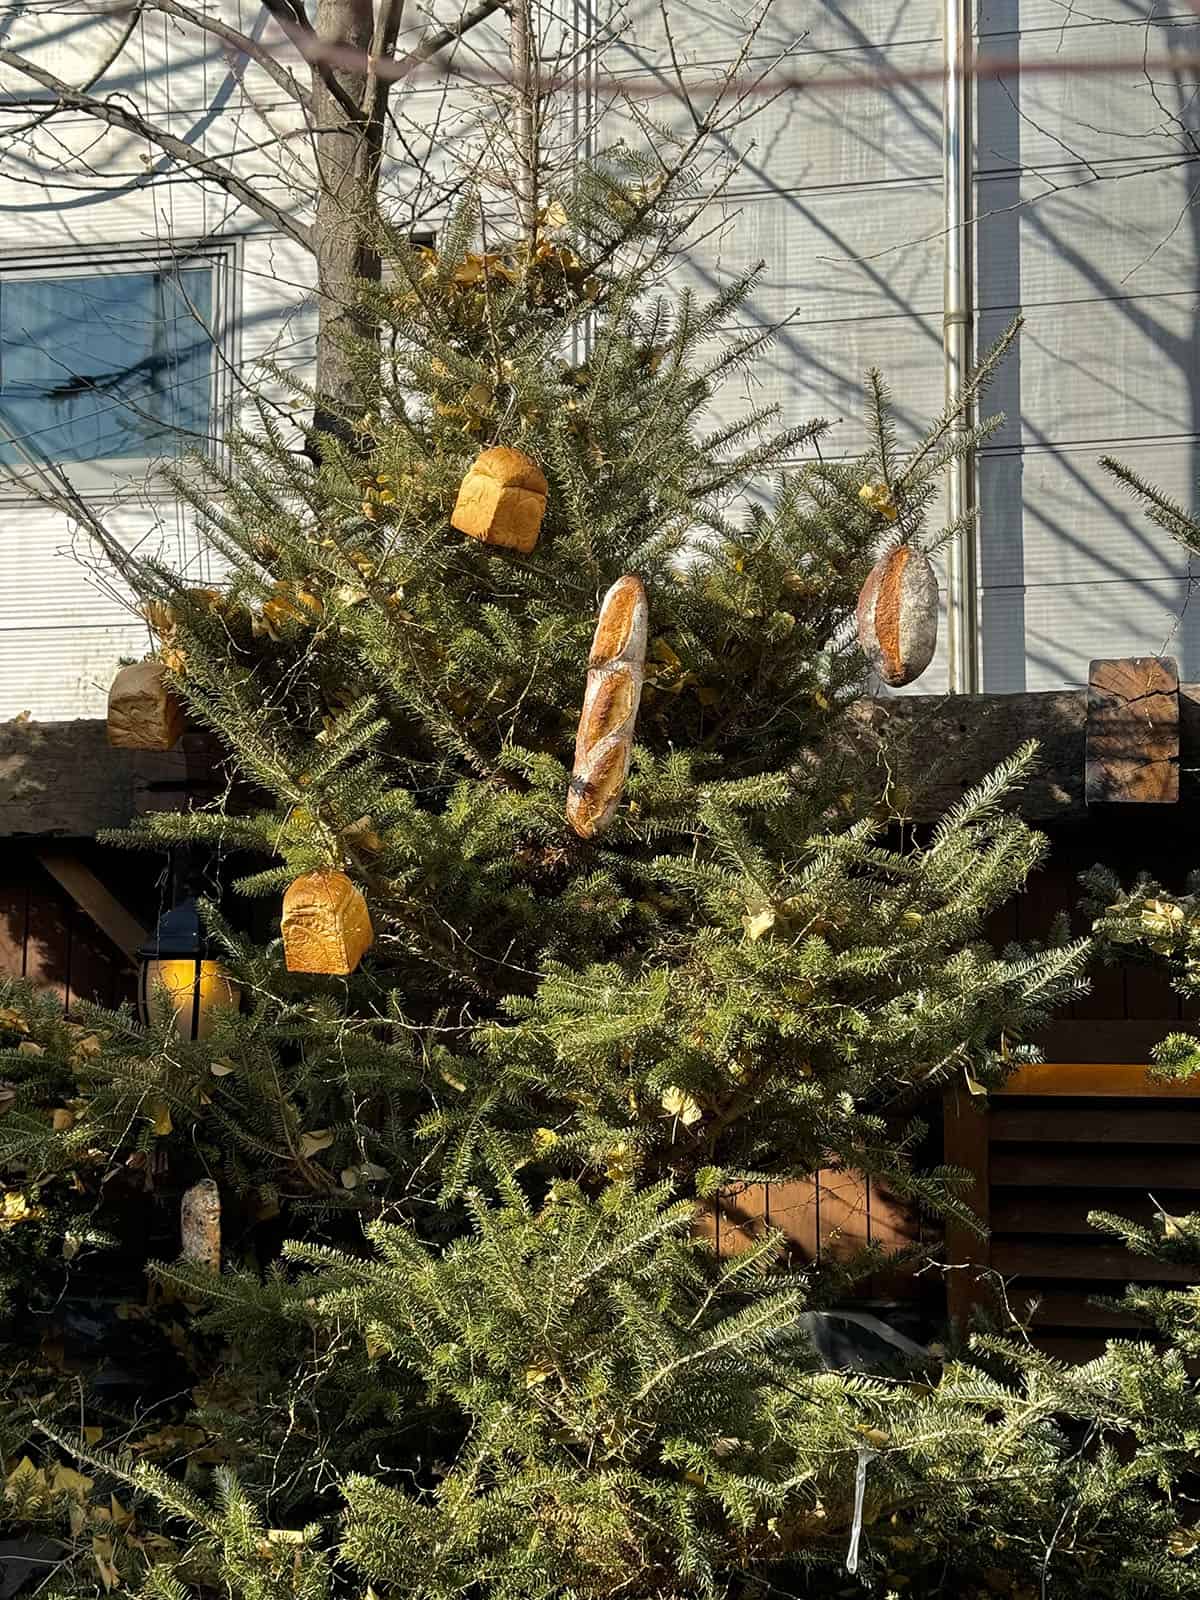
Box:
[1085,656,1179,805]
[35,853,146,962]
[989,1239,1196,1281]
[991,1104,1200,1142]
[991,1147,1200,1187]
[0,718,222,838]
[839,679,1200,823]
[6,674,1200,840]
[996,1062,1200,1097]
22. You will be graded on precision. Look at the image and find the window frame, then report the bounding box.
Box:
[0,238,238,499]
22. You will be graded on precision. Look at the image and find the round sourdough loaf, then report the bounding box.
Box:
[856,544,938,688]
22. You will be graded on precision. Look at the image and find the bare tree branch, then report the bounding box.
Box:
[1,0,144,139]
[390,0,506,81]
[271,0,506,90]
[266,0,370,125]
[0,45,314,250]
[364,0,406,119]
[145,0,313,112]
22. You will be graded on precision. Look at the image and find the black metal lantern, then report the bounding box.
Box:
[137,898,240,1041]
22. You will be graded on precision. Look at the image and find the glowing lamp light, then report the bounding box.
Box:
[137,898,240,1041]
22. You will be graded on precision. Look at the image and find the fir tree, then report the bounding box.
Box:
[10,36,1200,1600]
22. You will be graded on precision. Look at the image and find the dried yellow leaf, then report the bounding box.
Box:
[299,1129,334,1157]
[0,1191,39,1225]
[661,1087,703,1127]
[92,1534,119,1591]
[744,907,777,942]
[51,1464,94,1500]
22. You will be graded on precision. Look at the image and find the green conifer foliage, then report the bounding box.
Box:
[12,50,1200,1600]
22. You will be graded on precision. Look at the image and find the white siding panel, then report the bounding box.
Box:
[766,313,944,454]
[670,184,945,454]
[0,496,217,719]
[610,0,941,64]
[687,311,944,456]
[607,40,943,191]
[979,294,1200,450]
[677,183,944,324]
[0,115,212,244]
[239,235,317,368]
[0,4,143,95]
[976,162,1200,308]
[0,624,149,721]
[235,234,317,444]
[979,0,1192,35]
[977,18,1200,172]
[979,441,1197,589]
[981,575,1200,693]
[0,500,195,630]
[0,6,219,117]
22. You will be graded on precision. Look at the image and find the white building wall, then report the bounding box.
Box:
[975,1,1200,690]
[0,0,1195,716]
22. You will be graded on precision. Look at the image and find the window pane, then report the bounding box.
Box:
[0,266,214,465]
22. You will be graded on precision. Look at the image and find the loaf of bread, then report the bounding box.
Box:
[451,446,548,553]
[567,575,648,838]
[856,544,938,687]
[281,869,374,975]
[180,1178,221,1271]
[107,659,186,750]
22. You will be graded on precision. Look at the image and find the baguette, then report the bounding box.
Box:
[567,575,648,838]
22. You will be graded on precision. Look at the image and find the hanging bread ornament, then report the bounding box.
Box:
[567,575,648,839]
[281,870,373,975]
[180,1178,221,1271]
[856,543,939,688]
[107,660,186,750]
[451,446,548,553]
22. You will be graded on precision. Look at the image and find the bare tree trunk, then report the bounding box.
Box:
[310,0,383,452]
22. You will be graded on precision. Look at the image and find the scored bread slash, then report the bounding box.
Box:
[567,576,648,838]
[856,544,938,688]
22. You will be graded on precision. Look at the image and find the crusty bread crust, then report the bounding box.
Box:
[856,544,938,688]
[281,869,374,975]
[470,446,548,495]
[451,447,548,551]
[107,659,186,750]
[872,543,909,683]
[567,576,648,838]
[589,574,648,666]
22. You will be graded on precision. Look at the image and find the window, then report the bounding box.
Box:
[0,251,228,477]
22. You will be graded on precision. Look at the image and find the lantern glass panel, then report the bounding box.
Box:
[138,958,239,1041]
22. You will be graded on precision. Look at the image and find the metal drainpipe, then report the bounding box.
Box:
[943,0,980,693]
